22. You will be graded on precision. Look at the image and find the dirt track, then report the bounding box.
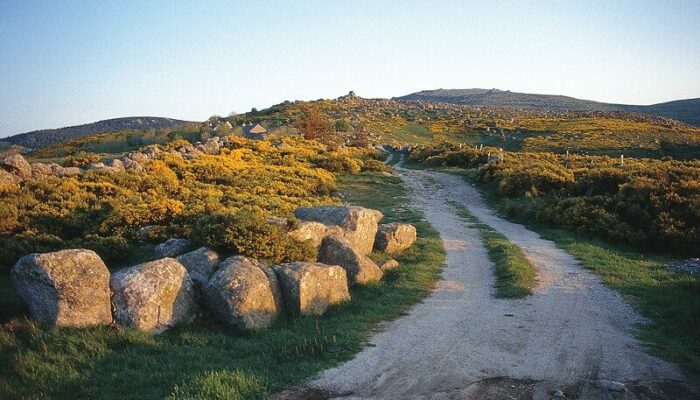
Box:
[286,164,692,399]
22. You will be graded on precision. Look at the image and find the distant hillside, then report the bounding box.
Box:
[396,89,700,126]
[2,117,191,149]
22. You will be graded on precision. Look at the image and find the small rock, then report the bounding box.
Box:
[155,238,192,258]
[110,258,197,333]
[552,389,565,398]
[205,256,282,330]
[318,235,383,285]
[273,262,350,316]
[379,259,399,272]
[11,249,112,327]
[176,247,221,286]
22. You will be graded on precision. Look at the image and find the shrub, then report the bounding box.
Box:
[361,159,391,173]
[191,209,316,264]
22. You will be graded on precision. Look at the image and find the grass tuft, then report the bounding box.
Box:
[450,201,536,298]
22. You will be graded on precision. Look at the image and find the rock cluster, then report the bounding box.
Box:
[0,136,225,183]
[11,205,417,334]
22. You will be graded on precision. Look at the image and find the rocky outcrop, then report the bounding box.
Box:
[374,223,417,254]
[0,169,21,184]
[294,206,383,254]
[379,258,400,272]
[31,162,53,177]
[273,262,350,316]
[204,256,282,330]
[318,235,383,285]
[287,221,344,248]
[52,165,82,177]
[110,258,197,333]
[2,154,32,180]
[176,247,221,285]
[155,238,192,258]
[11,249,112,327]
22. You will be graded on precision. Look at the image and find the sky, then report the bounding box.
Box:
[1,0,699,137]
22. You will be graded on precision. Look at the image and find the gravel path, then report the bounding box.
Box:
[297,164,690,400]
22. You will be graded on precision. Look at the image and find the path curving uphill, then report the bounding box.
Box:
[292,161,691,400]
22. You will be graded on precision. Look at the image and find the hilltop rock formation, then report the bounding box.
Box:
[205,256,282,330]
[374,223,417,254]
[318,235,383,284]
[110,258,197,333]
[294,206,383,254]
[11,249,112,327]
[176,247,221,286]
[273,262,350,316]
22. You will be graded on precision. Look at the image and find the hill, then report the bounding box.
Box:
[1,116,191,150]
[396,89,700,126]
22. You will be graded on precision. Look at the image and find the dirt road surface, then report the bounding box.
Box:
[280,164,693,400]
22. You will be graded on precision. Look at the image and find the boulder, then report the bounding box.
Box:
[204,256,282,330]
[121,157,144,172]
[287,221,344,248]
[53,165,82,177]
[110,258,197,332]
[3,154,32,179]
[294,206,383,254]
[11,249,112,327]
[31,162,53,177]
[318,235,383,284]
[86,162,106,170]
[379,258,400,272]
[155,238,192,258]
[272,262,350,316]
[374,223,417,254]
[0,169,21,184]
[176,247,221,285]
[106,158,125,171]
[129,152,150,163]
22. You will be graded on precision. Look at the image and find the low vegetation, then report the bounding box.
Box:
[0,170,444,399]
[451,202,536,298]
[409,142,700,256]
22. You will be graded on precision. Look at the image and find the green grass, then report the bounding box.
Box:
[0,171,444,400]
[448,167,700,382]
[450,201,536,298]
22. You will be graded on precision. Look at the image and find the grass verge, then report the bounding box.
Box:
[449,167,700,382]
[450,201,536,298]
[0,171,444,400]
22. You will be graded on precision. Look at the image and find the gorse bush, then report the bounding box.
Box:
[0,135,372,270]
[409,142,700,255]
[191,209,316,264]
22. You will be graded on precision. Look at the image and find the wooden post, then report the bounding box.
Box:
[620,154,624,165]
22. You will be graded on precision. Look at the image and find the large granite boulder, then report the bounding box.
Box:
[287,221,344,248]
[272,262,350,316]
[11,249,112,327]
[110,258,197,333]
[176,247,221,286]
[294,206,383,254]
[318,235,383,285]
[3,154,32,180]
[155,238,192,258]
[374,223,417,254]
[204,256,282,330]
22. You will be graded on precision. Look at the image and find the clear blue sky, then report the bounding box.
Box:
[1,0,699,137]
